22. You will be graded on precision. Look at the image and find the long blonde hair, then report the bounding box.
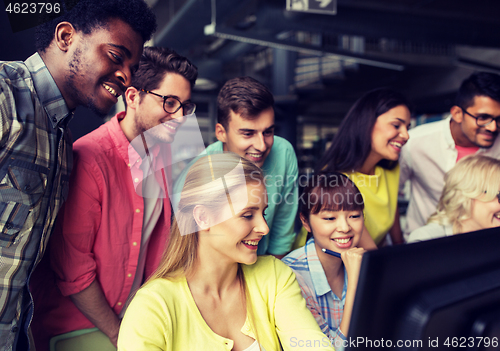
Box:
[428,154,500,233]
[149,152,264,281]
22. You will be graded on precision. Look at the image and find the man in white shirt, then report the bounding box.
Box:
[399,72,500,237]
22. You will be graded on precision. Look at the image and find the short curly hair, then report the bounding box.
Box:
[35,0,156,52]
[217,77,274,131]
[132,47,198,93]
[455,72,500,109]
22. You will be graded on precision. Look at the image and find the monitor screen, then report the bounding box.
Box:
[347,227,500,351]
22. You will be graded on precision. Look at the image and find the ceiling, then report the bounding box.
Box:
[150,0,500,118]
[2,0,500,139]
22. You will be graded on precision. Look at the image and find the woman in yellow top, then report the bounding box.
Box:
[118,153,334,351]
[316,88,411,247]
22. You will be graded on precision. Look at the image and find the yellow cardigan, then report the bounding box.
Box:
[346,165,400,245]
[118,256,334,351]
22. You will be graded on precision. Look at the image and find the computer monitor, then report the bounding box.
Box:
[347,227,500,351]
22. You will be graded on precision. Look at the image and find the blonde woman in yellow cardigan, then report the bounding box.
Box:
[118,153,334,351]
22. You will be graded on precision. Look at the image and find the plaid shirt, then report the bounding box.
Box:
[0,53,73,351]
[282,238,347,348]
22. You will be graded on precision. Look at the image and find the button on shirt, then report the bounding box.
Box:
[30,113,171,349]
[118,256,334,351]
[282,238,347,347]
[0,53,73,351]
[120,144,164,318]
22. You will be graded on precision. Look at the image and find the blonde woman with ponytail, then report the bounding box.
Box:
[408,154,500,242]
[118,153,334,351]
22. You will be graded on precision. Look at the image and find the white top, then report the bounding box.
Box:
[399,116,500,237]
[242,340,266,351]
[407,222,454,243]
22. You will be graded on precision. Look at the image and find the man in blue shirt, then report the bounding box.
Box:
[0,1,156,349]
[174,77,298,257]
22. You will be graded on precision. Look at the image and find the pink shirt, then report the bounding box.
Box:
[456,144,479,162]
[31,113,171,350]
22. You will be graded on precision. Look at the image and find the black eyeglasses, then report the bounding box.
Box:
[460,106,500,129]
[140,89,196,116]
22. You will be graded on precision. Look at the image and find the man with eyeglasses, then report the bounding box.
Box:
[398,72,500,238]
[30,47,198,351]
[1,1,156,350]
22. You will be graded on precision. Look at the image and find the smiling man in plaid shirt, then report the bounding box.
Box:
[0,1,156,349]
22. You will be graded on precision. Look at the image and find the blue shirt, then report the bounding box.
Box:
[0,53,73,350]
[282,238,347,347]
[173,136,298,255]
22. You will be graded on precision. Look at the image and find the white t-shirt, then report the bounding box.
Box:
[407,222,454,243]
